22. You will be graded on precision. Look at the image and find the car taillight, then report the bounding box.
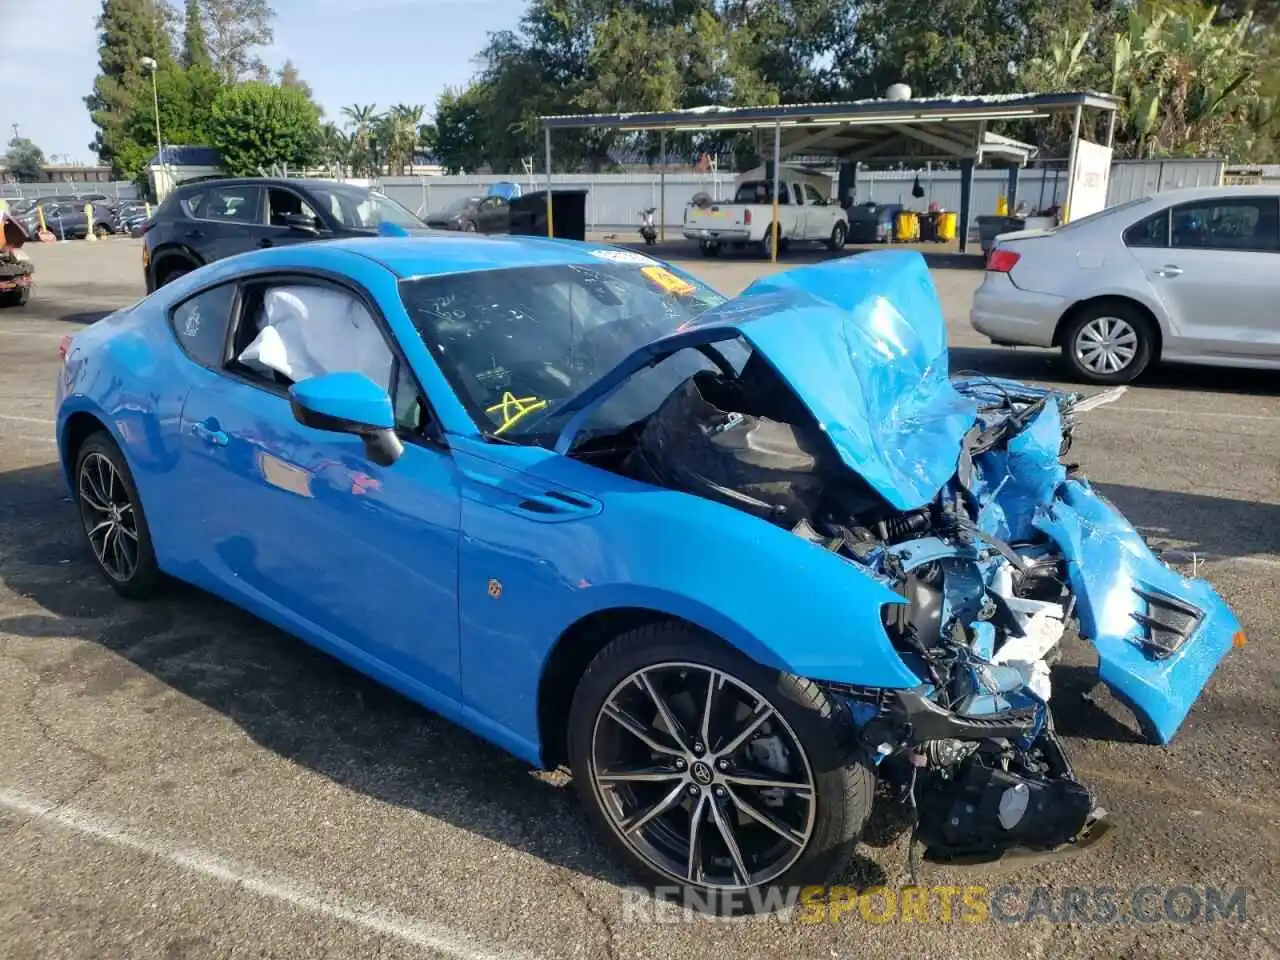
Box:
[743,209,752,225]
[58,334,72,362]
[987,248,1021,272]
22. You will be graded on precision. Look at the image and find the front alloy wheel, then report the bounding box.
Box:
[569,624,874,913]
[591,662,817,890]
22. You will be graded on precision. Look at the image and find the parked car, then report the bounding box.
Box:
[423,195,510,233]
[117,201,152,237]
[684,163,849,258]
[970,185,1280,384]
[142,177,433,292]
[55,239,1241,910]
[10,198,118,240]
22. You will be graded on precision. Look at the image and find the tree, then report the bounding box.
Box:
[120,60,224,179]
[432,87,488,174]
[85,0,177,170]
[277,59,312,99]
[341,103,379,176]
[378,104,425,175]
[180,0,211,69]
[3,138,46,181]
[209,81,321,175]
[202,0,275,83]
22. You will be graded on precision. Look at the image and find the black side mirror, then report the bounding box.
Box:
[280,212,319,233]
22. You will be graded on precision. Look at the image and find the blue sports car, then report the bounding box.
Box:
[54,237,1242,912]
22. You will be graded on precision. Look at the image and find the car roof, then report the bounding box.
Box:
[1145,184,1280,204]
[174,176,374,194]
[326,235,647,279]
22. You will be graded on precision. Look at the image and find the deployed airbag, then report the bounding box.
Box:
[238,285,394,390]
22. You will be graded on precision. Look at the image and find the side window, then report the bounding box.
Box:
[1170,197,1280,252]
[169,283,237,368]
[804,184,826,206]
[391,361,428,435]
[267,188,321,227]
[1123,209,1170,248]
[230,281,395,394]
[191,185,263,224]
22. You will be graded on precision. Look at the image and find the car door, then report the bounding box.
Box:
[170,271,464,700]
[478,197,508,234]
[182,183,268,262]
[803,183,833,240]
[263,186,334,248]
[1125,195,1280,360]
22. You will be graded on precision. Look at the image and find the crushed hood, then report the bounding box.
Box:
[553,250,980,512]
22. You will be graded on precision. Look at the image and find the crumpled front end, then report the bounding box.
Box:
[826,382,1242,861]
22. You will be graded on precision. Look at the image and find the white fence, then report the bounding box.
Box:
[0,181,141,203]
[377,169,1074,232]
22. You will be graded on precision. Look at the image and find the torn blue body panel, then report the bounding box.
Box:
[1034,480,1240,745]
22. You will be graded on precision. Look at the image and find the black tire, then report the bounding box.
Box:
[94,222,112,238]
[698,240,721,257]
[0,286,29,307]
[568,622,874,915]
[157,261,193,287]
[462,220,478,232]
[826,221,847,251]
[759,225,783,260]
[1060,301,1156,385]
[74,432,164,599]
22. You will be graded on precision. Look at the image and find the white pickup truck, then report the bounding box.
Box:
[682,165,849,258]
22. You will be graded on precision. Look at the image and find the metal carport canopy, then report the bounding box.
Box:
[538,91,1120,255]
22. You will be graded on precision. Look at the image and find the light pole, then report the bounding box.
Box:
[139,57,166,199]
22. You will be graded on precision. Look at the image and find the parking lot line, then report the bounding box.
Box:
[0,413,53,425]
[0,788,538,960]
[1113,405,1276,423]
[0,329,65,340]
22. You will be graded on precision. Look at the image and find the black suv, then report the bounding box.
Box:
[142,177,430,291]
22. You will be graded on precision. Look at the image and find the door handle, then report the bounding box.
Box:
[1155,264,1183,277]
[190,422,229,447]
[183,229,203,239]
[258,238,274,248]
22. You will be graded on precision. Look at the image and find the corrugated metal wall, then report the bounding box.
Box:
[1106,159,1224,205]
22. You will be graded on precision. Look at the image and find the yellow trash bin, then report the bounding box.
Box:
[937,211,958,242]
[895,210,919,242]
[996,195,1009,216]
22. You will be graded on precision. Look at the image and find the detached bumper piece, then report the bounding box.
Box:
[915,758,1100,863]
[1131,587,1203,660]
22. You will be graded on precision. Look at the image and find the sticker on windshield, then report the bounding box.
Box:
[640,265,696,297]
[588,248,656,265]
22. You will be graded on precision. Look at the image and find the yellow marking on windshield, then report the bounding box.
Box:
[640,265,697,297]
[486,392,549,435]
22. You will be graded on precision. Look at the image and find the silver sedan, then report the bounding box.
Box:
[970,185,1280,384]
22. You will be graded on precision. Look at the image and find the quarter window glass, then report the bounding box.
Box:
[170,283,236,368]
[1124,210,1169,248]
[1170,198,1280,251]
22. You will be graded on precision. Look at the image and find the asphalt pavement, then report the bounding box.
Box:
[0,236,1276,959]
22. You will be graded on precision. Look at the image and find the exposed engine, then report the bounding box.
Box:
[612,353,1126,863]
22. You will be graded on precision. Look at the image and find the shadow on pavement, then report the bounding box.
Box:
[949,345,1280,397]
[0,461,891,891]
[603,236,986,271]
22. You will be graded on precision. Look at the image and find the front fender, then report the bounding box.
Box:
[454,441,920,751]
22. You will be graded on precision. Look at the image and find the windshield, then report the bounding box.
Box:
[733,180,788,204]
[399,260,730,441]
[308,186,423,229]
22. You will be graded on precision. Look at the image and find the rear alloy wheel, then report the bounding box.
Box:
[75,432,163,599]
[827,222,847,251]
[569,623,873,913]
[1061,303,1155,384]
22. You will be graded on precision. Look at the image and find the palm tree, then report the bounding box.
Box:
[341,103,379,177]
[380,104,425,174]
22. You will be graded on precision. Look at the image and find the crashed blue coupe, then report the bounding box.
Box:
[54,237,1242,910]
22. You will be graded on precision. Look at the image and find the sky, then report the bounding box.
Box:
[0,0,526,164]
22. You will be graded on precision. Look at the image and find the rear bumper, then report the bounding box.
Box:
[1035,480,1242,744]
[970,273,1065,348]
[684,227,751,243]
